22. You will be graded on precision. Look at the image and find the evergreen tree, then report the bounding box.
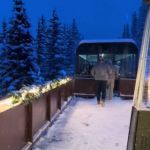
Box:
[36,16,48,80]
[0,0,40,96]
[122,23,130,38]
[47,9,64,79]
[0,20,7,48]
[131,11,138,42]
[1,20,8,44]
[66,19,81,75]
[58,24,69,76]
[0,33,2,44]
[0,20,8,78]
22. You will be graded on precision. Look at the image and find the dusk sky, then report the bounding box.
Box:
[0,0,141,39]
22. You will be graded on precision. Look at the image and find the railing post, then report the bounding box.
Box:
[26,103,33,142]
[58,87,61,110]
[64,83,67,101]
[71,79,74,96]
[66,82,69,99]
[46,92,51,121]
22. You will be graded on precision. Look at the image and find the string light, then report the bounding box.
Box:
[11,77,71,104]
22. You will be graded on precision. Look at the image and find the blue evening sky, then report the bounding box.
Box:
[0,0,141,39]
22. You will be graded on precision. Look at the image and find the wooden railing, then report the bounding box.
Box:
[74,75,136,98]
[0,79,74,150]
[0,76,136,150]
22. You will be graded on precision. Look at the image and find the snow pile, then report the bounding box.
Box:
[79,38,136,45]
[33,97,132,150]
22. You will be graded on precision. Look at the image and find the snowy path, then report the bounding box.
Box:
[33,97,132,150]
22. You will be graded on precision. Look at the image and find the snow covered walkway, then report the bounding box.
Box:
[33,97,132,150]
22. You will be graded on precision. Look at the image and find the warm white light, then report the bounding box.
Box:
[10,77,71,104]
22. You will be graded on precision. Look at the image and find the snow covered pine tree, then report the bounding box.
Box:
[1,20,8,45]
[66,19,81,75]
[47,9,65,80]
[36,16,48,81]
[0,0,40,96]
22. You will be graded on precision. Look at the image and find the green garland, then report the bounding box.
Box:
[11,78,71,104]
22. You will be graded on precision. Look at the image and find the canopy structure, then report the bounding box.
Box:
[77,39,138,55]
[75,39,138,98]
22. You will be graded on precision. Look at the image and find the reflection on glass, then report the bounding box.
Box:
[78,55,97,75]
[78,54,137,78]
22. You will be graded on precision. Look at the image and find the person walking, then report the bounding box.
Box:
[91,56,111,106]
[107,60,118,100]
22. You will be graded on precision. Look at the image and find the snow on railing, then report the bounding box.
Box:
[0,77,71,112]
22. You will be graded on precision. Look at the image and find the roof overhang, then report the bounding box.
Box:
[77,39,138,55]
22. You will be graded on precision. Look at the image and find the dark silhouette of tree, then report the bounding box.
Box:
[1,20,8,44]
[131,11,138,43]
[122,23,130,38]
[0,20,8,55]
[47,9,64,79]
[36,16,48,81]
[58,24,69,76]
[66,19,81,75]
